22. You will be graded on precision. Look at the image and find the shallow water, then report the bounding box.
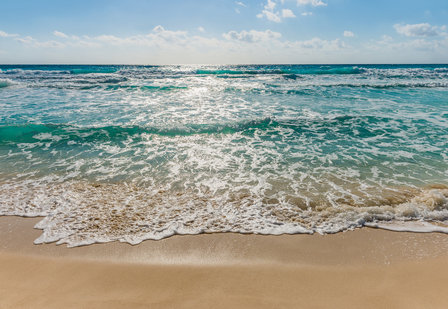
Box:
[0,64,447,246]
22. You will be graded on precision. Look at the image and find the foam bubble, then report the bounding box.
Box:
[1,180,447,247]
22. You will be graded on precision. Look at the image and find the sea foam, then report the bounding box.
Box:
[0,64,447,246]
[0,78,14,88]
[0,181,447,247]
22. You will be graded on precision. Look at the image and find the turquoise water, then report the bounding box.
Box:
[0,64,447,246]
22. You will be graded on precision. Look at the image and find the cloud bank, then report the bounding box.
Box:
[1,22,447,64]
[394,23,446,37]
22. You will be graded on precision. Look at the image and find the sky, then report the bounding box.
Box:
[0,0,447,64]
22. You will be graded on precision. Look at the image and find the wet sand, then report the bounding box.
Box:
[1,216,448,308]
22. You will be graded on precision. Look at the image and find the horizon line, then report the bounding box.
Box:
[1,63,448,66]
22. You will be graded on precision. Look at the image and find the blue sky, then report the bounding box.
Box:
[1,0,447,64]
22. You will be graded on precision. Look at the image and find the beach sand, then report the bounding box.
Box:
[1,216,448,309]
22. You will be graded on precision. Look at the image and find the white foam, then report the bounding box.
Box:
[33,133,62,142]
[366,221,448,233]
[1,179,448,247]
[0,78,15,88]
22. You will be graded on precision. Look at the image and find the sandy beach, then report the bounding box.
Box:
[2,0,448,307]
[1,216,448,309]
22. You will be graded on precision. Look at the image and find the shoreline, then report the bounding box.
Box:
[2,215,448,265]
[1,216,448,308]
[2,179,447,247]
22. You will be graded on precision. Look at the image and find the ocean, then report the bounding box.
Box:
[0,64,447,247]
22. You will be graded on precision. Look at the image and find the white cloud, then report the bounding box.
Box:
[91,26,189,48]
[235,1,247,14]
[257,10,281,22]
[153,25,165,33]
[223,29,282,42]
[297,0,327,7]
[265,0,276,10]
[282,9,296,18]
[95,35,123,45]
[53,31,68,38]
[3,24,447,64]
[198,27,206,33]
[14,36,34,44]
[0,30,18,38]
[379,35,393,44]
[11,26,191,50]
[301,12,313,16]
[15,35,65,48]
[257,0,296,22]
[394,23,444,37]
[291,37,345,50]
[365,34,448,58]
[343,30,354,37]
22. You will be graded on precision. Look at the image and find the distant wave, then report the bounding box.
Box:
[196,66,366,76]
[0,118,277,143]
[0,79,15,88]
[19,80,448,91]
[320,82,448,89]
[0,66,120,75]
[69,67,120,74]
[1,115,429,144]
[196,69,291,75]
[28,84,188,91]
[223,81,448,96]
[2,65,448,92]
[2,64,448,77]
[104,85,188,91]
[0,68,70,75]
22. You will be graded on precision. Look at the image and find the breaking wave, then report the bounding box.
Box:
[0,78,15,88]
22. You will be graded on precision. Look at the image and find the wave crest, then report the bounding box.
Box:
[0,78,15,88]
[0,118,277,143]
